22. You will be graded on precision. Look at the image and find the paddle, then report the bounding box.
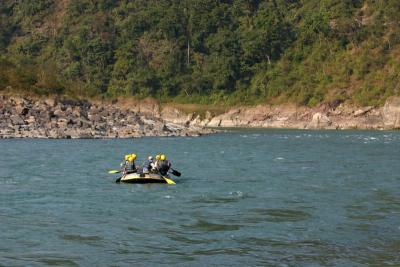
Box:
[161,168,180,184]
[107,170,122,182]
[163,177,176,185]
[170,168,181,177]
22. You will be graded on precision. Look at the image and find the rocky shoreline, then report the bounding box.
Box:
[0,95,213,139]
[160,98,400,130]
[1,95,399,139]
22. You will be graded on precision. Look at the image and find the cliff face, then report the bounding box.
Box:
[159,98,400,131]
[383,97,400,129]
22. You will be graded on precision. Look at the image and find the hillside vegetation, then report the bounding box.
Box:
[0,0,399,106]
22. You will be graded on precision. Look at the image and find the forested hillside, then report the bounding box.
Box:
[0,0,399,106]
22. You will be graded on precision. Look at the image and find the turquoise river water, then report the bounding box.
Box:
[0,129,399,266]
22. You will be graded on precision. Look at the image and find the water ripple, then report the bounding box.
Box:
[181,219,242,232]
[2,252,81,267]
[191,192,249,204]
[61,234,103,243]
[250,208,312,222]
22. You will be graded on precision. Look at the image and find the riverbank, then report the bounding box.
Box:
[0,95,213,139]
[159,98,400,130]
[1,94,399,139]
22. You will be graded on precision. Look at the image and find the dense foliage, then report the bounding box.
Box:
[1,0,400,106]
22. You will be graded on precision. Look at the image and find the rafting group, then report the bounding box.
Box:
[121,154,172,175]
[109,153,180,184]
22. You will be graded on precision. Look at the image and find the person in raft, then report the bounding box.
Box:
[121,154,130,174]
[152,154,161,172]
[121,154,137,174]
[128,154,137,173]
[143,156,154,174]
[157,154,172,176]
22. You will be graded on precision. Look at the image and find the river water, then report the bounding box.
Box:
[0,130,399,266]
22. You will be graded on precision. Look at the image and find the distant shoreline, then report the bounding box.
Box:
[1,94,399,139]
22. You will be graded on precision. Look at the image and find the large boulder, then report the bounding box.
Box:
[10,115,25,125]
[383,97,400,129]
[307,112,332,129]
[353,106,374,117]
[53,107,65,118]
[207,117,221,127]
[44,98,56,107]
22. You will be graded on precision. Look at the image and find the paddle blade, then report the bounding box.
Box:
[115,177,122,183]
[164,177,176,185]
[171,169,181,177]
[108,170,120,174]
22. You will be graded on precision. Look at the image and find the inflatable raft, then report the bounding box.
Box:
[119,173,176,184]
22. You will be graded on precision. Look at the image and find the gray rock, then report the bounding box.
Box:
[10,115,25,125]
[53,108,65,117]
[89,114,102,122]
